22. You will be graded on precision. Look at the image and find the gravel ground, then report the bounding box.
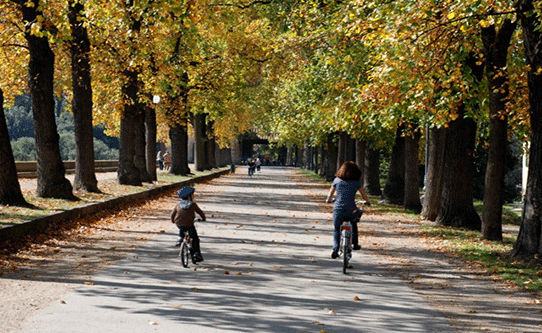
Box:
[1,169,541,332]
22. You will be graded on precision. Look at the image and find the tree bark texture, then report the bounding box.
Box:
[326,133,338,181]
[382,126,405,204]
[436,112,481,230]
[169,122,190,175]
[118,69,142,186]
[69,0,98,192]
[404,130,422,212]
[481,19,516,241]
[355,140,366,180]
[135,112,152,183]
[193,113,207,172]
[21,0,75,199]
[421,126,446,221]
[513,0,542,256]
[337,132,347,170]
[0,88,29,206]
[145,105,157,181]
[364,145,382,196]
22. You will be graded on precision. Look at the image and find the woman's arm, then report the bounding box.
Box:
[358,187,370,204]
[325,186,335,203]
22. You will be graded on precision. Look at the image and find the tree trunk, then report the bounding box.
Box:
[326,133,338,181]
[135,111,152,183]
[421,126,446,221]
[205,121,216,170]
[364,145,382,196]
[145,105,157,181]
[0,88,29,206]
[513,0,542,256]
[481,19,516,241]
[337,131,347,170]
[21,0,75,200]
[355,139,366,179]
[193,113,206,172]
[68,0,98,192]
[382,126,405,204]
[118,69,142,186]
[169,122,190,175]
[319,145,326,178]
[404,130,422,212]
[436,110,481,230]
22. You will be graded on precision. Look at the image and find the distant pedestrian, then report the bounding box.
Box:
[157,151,164,170]
[163,152,171,171]
[256,157,261,172]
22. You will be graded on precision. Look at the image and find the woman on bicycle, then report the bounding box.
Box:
[325,161,371,259]
[171,186,206,262]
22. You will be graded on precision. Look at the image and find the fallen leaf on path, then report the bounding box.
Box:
[224,270,230,274]
[274,266,282,269]
[84,282,94,285]
[312,321,324,325]
[354,296,361,301]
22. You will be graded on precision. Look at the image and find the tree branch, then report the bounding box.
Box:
[209,0,273,9]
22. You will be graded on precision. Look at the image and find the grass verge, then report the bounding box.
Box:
[0,168,228,228]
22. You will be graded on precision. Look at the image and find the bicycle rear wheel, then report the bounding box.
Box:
[180,242,190,268]
[343,238,349,274]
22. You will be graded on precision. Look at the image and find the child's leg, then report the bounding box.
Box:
[188,226,201,254]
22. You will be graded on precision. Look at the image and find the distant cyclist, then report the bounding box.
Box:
[325,161,371,259]
[171,186,206,262]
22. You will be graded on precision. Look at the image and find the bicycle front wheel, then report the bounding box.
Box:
[180,242,190,268]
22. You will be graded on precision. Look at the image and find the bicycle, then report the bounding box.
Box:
[337,202,367,274]
[179,230,195,268]
[339,220,353,274]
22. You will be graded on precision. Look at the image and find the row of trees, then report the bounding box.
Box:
[255,0,542,257]
[1,0,542,257]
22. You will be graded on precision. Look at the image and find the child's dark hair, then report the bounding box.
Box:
[336,161,362,181]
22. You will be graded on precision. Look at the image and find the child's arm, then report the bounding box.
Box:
[325,186,335,203]
[194,204,206,221]
[171,208,176,223]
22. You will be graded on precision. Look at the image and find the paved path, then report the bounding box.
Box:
[19,167,453,332]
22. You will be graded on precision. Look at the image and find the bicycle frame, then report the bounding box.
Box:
[179,231,193,268]
[339,221,353,274]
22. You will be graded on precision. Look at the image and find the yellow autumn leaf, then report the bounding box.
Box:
[447,13,455,20]
[479,20,491,28]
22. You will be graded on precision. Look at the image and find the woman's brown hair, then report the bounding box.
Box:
[335,161,362,181]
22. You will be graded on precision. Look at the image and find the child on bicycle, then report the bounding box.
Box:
[171,186,206,262]
[325,161,371,259]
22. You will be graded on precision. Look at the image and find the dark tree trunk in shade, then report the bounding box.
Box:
[118,69,142,186]
[436,110,481,230]
[68,0,98,192]
[20,0,75,200]
[382,126,405,204]
[421,127,446,221]
[326,133,338,181]
[364,145,382,196]
[404,130,422,213]
[0,88,30,206]
[513,0,542,256]
[481,19,516,241]
[145,105,157,181]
